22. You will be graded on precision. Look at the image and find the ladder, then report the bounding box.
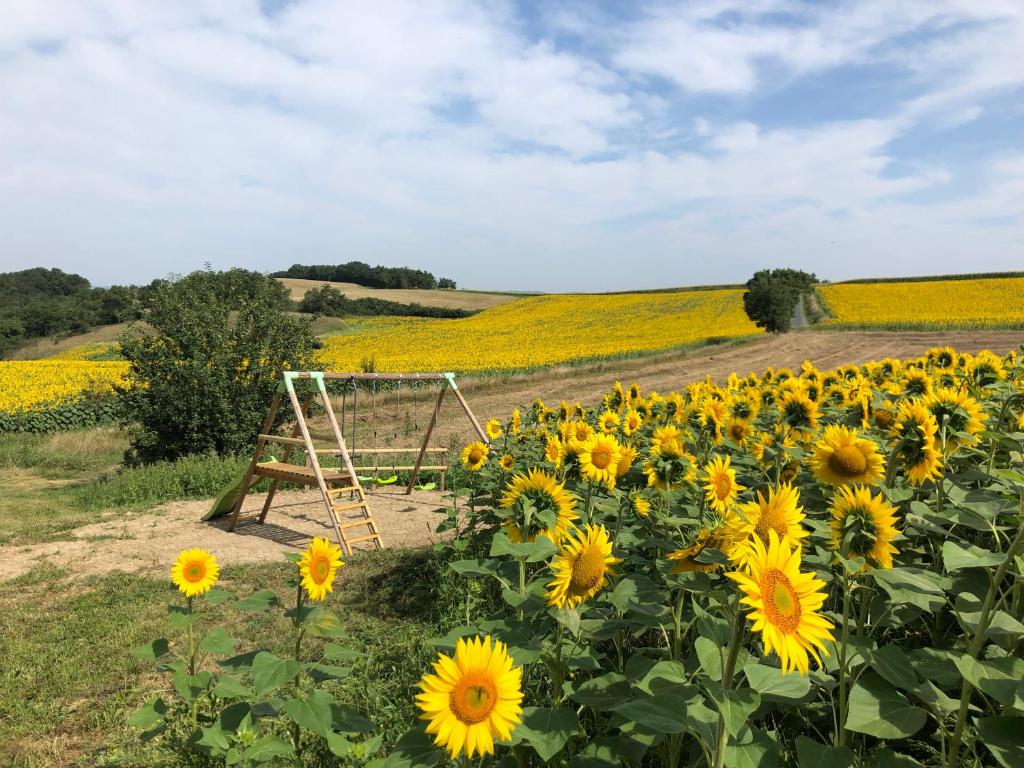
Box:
[226,372,383,556]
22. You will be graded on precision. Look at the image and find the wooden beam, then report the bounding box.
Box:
[406,383,447,494]
[227,392,281,531]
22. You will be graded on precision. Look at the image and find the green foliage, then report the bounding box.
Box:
[0,394,118,433]
[274,261,453,290]
[299,284,473,319]
[118,268,319,463]
[742,268,818,333]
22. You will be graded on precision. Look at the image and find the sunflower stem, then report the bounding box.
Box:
[552,623,564,706]
[836,568,852,747]
[671,588,686,661]
[713,598,745,768]
[947,502,1024,768]
[291,582,305,762]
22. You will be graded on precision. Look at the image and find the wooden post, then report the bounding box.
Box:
[405,383,448,494]
[227,392,282,531]
[448,375,489,442]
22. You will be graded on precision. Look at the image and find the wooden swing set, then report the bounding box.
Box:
[224,371,487,555]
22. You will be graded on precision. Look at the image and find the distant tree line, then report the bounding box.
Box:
[299,284,473,319]
[742,268,818,333]
[274,261,457,290]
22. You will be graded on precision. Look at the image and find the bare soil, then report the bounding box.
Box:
[277,278,523,310]
[0,487,451,582]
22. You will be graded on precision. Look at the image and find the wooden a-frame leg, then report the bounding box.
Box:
[406,384,447,494]
[227,393,282,531]
[258,393,314,524]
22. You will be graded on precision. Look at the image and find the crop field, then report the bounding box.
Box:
[277,278,525,311]
[3,342,1024,767]
[819,276,1024,329]
[317,288,760,373]
[0,360,128,414]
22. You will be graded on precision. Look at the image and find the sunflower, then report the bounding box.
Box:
[485,418,504,441]
[924,387,987,448]
[578,433,621,489]
[702,455,745,513]
[622,408,643,436]
[546,524,621,608]
[500,469,578,544]
[778,391,820,441]
[967,350,1006,387]
[461,441,489,472]
[598,410,620,433]
[644,450,698,491]
[901,369,933,398]
[893,401,943,485]
[651,424,686,457]
[725,417,754,448]
[298,537,344,601]
[171,548,219,598]
[629,491,651,517]
[607,381,626,411]
[562,419,595,448]
[544,435,565,466]
[667,528,724,573]
[616,443,637,478]
[728,531,834,675]
[700,398,728,443]
[829,485,900,570]
[725,483,808,568]
[416,635,523,759]
[498,453,515,471]
[510,409,521,435]
[809,424,885,487]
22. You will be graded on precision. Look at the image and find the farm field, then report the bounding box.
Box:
[2,333,1024,767]
[276,277,526,310]
[819,275,1024,329]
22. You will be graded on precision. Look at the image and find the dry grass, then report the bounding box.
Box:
[277,277,524,310]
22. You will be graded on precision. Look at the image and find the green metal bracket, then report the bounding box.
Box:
[277,371,325,394]
[444,372,458,390]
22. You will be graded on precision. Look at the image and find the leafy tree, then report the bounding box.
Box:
[438,277,457,289]
[742,268,817,333]
[299,284,472,318]
[118,269,320,464]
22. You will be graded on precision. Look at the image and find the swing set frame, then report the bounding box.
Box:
[225,371,487,555]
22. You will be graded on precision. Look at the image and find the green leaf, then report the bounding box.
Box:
[128,696,167,729]
[197,725,231,752]
[284,690,334,737]
[325,731,354,758]
[242,735,294,762]
[863,646,920,691]
[570,672,631,711]
[304,607,348,638]
[173,671,212,703]
[695,636,723,681]
[942,541,1007,571]
[331,703,374,733]
[869,747,924,767]
[870,567,946,612]
[323,643,366,662]
[609,575,668,617]
[449,559,500,577]
[516,706,580,761]
[724,726,781,768]
[845,672,926,739]
[954,655,1024,708]
[613,695,688,734]
[250,651,301,697]
[707,687,760,737]
[743,663,811,701]
[489,532,557,561]
[635,660,690,695]
[200,628,236,656]
[551,605,581,638]
[976,716,1024,768]
[167,606,198,631]
[233,590,278,612]
[794,736,854,768]
[204,588,234,605]
[378,727,441,768]
[131,638,170,660]
[212,674,252,699]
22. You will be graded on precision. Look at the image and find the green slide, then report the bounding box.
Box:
[203,456,276,521]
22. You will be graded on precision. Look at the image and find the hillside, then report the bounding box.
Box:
[276,278,524,311]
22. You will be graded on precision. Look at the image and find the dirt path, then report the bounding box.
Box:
[0,488,451,582]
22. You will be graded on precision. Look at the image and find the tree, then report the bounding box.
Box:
[438,277,457,289]
[118,269,320,463]
[742,269,817,334]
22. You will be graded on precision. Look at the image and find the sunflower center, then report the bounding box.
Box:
[761,568,801,633]
[591,446,613,470]
[184,561,206,583]
[449,672,497,725]
[828,445,868,477]
[730,423,747,441]
[714,474,733,500]
[469,448,484,463]
[571,546,607,593]
[874,410,893,429]
[308,555,331,584]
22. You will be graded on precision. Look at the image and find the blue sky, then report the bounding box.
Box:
[1,0,1021,291]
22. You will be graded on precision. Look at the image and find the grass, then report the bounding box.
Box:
[0,550,447,767]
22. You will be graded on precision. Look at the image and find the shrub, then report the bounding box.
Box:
[117,269,319,463]
[299,284,473,319]
[742,268,817,333]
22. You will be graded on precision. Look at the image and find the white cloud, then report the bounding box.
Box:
[0,0,1020,289]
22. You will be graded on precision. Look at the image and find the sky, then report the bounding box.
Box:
[0,1,1022,292]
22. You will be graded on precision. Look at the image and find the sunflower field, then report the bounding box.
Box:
[819,277,1024,329]
[0,359,128,432]
[316,288,760,374]
[129,345,1024,767]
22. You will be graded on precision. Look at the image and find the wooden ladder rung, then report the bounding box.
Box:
[337,518,375,531]
[343,533,382,545]
[332,501,370,513]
